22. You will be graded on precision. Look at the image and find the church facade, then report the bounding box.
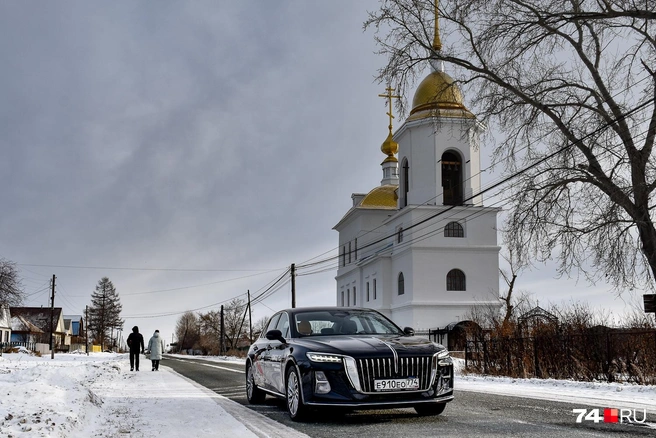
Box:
[334,65,501,331]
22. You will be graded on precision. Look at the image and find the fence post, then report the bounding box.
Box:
[464,340,468,369]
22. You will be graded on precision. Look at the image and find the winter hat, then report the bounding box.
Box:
[132,326,139,333]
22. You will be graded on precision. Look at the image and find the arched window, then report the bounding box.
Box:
[444,221,464,237]
[401,157,409,207]
[397,227,404,243]
[398,272,405,295]
[446,269,466,291]
[442,151,463,205]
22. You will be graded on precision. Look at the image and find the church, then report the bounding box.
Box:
[333,9,501,332]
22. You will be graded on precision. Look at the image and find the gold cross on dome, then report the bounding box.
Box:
[378,86,400,133]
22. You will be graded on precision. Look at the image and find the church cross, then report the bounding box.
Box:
[378,86,400,133]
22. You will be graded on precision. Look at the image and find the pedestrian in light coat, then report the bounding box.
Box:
[148,330,166,371]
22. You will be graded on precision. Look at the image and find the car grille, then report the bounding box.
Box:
[356,356,434,393]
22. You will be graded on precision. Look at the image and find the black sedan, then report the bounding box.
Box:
[245,307,454,421]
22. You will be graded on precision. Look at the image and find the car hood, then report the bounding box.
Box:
[294,335,444,358]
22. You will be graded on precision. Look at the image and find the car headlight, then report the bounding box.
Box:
[437,349,450,359]
[306,352,343,363]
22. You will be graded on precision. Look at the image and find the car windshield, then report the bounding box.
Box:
[293,309,404,337]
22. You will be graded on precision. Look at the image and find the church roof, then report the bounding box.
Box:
[407,70,475,121]
[359,184,398,209]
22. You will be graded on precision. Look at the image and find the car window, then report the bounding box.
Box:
[293,309,402,336]
[263,313,281,338]
[275,313,290,339]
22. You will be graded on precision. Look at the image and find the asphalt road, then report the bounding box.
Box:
[161,355,654,438]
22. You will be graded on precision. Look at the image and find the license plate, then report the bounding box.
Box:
[374,377,420,391]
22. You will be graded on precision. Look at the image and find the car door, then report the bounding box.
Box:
[267,312,291,394]
[255,313,280,390]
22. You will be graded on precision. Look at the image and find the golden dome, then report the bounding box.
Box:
[409,70,474,120]
[360,185,398,209]
[381,132,398,157]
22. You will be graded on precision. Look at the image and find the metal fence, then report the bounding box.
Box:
[0,341,38,352]
[464,329,656,384]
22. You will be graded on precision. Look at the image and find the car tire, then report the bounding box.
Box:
[414,403,447,416]
[286,366,309,421]
[246,363,266,404]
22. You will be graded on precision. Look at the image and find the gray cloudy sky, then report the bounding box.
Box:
[1,1,642,344]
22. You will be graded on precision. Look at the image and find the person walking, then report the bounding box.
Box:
[148,329,166,371]
[126,326,144,371]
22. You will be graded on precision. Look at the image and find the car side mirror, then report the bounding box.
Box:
[403,327,415,336]
[265,329,285,343]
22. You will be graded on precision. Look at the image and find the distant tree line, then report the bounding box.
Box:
[173,298,269,356]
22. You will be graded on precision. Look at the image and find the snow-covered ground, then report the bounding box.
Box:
[1,349,655,437]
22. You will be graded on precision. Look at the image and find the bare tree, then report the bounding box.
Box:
[198,310,221,355]
[175,311,199,353]
[0,258,24,306]
[223,298,248,351]
[366,1,656,291]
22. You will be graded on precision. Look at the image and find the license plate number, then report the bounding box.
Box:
[374,377,420,391]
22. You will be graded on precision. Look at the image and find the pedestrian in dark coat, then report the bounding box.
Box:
[126,326,144,371]
[148,330,166,371]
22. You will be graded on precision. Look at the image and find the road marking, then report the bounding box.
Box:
[172,358,244,374]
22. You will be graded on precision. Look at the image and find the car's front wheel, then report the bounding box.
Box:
[414,403,447,416]
[286,366,309,421]
[246,363,266,404]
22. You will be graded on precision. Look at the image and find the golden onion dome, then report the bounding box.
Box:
[409,70,474,120]
[381,132,399,158]
[359,185,398,209]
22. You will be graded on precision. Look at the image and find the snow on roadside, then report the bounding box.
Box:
[0,350,269,438]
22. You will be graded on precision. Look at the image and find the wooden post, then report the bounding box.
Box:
[50,275,55,359]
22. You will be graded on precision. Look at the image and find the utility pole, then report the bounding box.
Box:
[247,290,252,342]
[50,274,55,359]
[85,305,89,356]
[220,305,225,356]
[291,263,296,308]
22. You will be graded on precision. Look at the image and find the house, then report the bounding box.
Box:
[10,307,68,351]
[64,314,85,351]
[0,304,11,344]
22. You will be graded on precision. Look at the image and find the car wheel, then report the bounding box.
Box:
[414,403,446,416]
[286,366,309,421]
[246,363,266,404]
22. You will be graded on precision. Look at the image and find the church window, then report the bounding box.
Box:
[441,151,463,206]
[446,269,466,291]
[348,241,352,263]
[353,286,356,306]
[397,227,404,243]
[373,279,377,299]
[366,282,370,301]
[347,289,350,306]
[342,246,346,267]
[341,291,344,306]
[445,221,464,237]
[355,238,357,260]
[401,158,409,207]
[398,272,405,295]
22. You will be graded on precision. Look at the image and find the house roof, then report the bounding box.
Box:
[10,307,65,333]
[10,315,44,333]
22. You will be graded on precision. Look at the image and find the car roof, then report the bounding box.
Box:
[278,306,369,315]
